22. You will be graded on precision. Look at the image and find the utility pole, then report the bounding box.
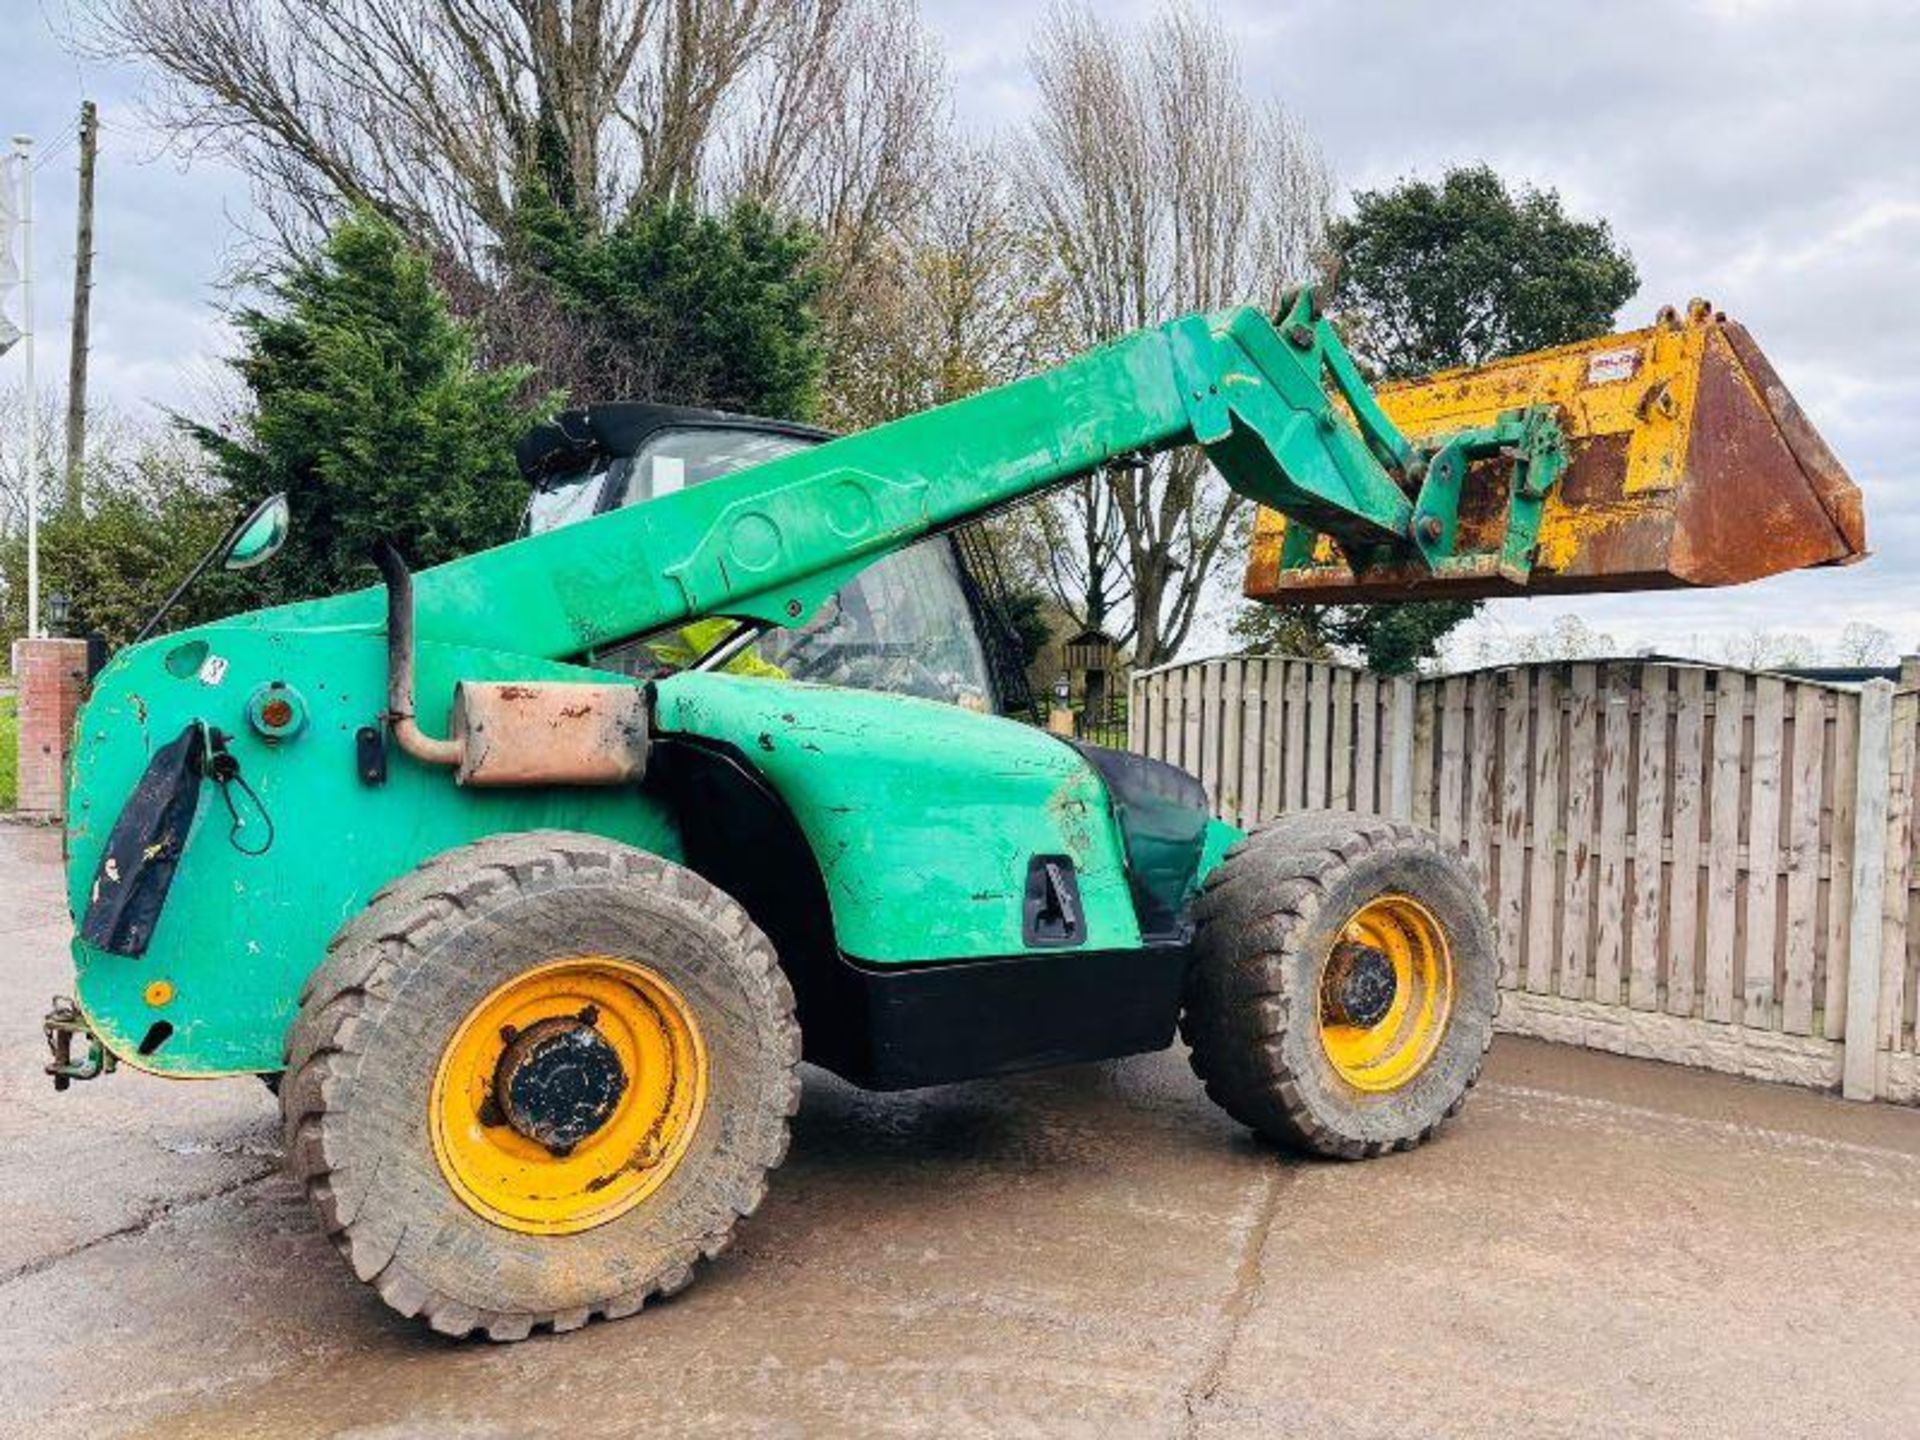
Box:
[12,133,36,638]
[64,101,97,514]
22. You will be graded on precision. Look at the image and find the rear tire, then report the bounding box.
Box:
[280,830,800,1340]
[1181,811,1495,1159]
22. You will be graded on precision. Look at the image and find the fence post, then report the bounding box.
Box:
[1843,678,1894,1102]
[1386,675,1417,820]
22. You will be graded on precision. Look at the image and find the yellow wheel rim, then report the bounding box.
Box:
[430,956,708,1236]
[1318,894,1454,1093]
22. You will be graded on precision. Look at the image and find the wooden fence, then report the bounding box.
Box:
[1130,656,1920,1104]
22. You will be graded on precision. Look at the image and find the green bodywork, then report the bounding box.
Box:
[68,629,682,1073]
[62,292,1536,1078]
[649,676,1144,961]
[67,629,1223,1073]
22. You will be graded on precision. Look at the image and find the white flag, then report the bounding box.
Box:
[0,154,20,356]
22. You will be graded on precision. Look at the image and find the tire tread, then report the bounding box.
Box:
[1182,809,1493,1160]
[281,829,800,1341]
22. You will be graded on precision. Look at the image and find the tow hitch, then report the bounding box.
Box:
[44,996,117,1090]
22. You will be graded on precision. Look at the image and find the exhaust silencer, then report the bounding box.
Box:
[1245,300,1866,604]
[375,542,649,787]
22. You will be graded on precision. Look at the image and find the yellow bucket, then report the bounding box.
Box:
[1245,300,1866,605]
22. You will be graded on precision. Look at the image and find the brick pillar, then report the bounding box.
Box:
[10,638,91,820]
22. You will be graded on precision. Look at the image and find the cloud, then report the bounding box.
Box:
[13,1,1913,661]
[6,30,249,421]
[928,0,1916,662]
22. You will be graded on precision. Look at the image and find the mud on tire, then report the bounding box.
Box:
[1181,811,1496,1159]
[280,830,801,1340]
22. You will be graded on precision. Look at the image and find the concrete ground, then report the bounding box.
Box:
[4,824,1920,1439]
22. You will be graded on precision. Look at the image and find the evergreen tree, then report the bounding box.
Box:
[509,185,826,421]
[1333,164,1640,381]
[189,210,553,603]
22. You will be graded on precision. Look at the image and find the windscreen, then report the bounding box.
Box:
[523,431,812,535]
[612,429,813,504]
[750,542,993,708]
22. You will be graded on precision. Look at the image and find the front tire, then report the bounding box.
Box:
[280,831,800,1340]
[1182,811,1496,1159]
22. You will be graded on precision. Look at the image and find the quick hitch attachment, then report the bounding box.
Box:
[1404,403,1571,583]
[1196,286,1571,588]
[1260,281,1573,590]
[44,996,117,1090]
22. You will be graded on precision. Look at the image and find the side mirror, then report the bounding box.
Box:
[223,493,290,571]
[129,492,295,647]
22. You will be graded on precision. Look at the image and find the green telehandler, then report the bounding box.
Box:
[50,289,1861,1338]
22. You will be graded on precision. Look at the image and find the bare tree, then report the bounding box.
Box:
[0,388,200,538]
[1834,621,1897,668]
[1012,1,1332,664]
[0,385,66,541]
[819,144,1046,431]
[1719,629,1818,672]
[720,0,945,285]
[433,247,677,408]
[1468,613,1619,665]
[0,384,216,610]
[88,0,954,424]
[86,0,943,266]
[716,0,954,418]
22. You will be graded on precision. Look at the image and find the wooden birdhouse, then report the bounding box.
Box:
[1063,628,1117,675]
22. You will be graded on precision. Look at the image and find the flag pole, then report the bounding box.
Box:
[12,134,34,638]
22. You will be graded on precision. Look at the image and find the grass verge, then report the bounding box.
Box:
[0,692,17,810]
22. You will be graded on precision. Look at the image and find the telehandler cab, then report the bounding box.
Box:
[52,289,1862,1338]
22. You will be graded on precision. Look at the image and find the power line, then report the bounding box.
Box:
[31,131,77,172]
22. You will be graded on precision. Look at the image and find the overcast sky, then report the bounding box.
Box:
[8,0,1916,663]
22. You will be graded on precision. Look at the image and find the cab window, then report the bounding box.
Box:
[614,429,813,504]
[526,424,996,709]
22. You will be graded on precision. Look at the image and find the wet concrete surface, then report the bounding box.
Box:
[4,822,1920,1438]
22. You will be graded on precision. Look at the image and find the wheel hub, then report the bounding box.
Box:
[493,1013,628,1154]
[1323,942,1398,1028]
[1317,894,1455,1093]
[431,955,708,1236]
